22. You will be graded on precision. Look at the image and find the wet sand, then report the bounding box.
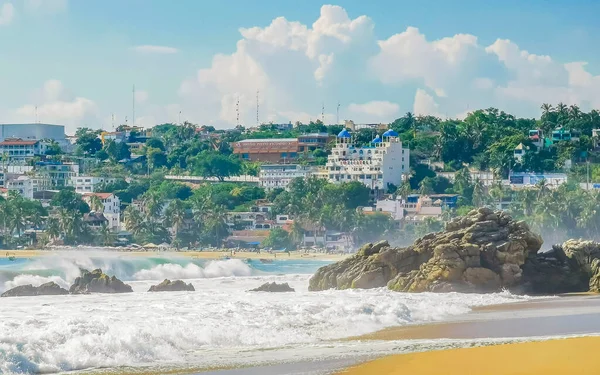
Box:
[339,336,600,375]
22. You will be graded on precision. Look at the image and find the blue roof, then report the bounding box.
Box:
[382,129,399,137]
[337,129,351,138]
[372,135,382,143]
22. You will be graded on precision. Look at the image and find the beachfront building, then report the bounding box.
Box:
[70,176,119,193]
[259,164,318,191]
[401,194,445,223]
[324,129,410,196]
[82,192,121,230]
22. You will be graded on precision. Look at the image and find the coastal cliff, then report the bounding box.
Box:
[310,208,543,293]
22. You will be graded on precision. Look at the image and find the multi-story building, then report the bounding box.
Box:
[259,164,317,190]
[297,133,332,153]
[233,138,299,163]
[507,172,568,188]
[82,192,121,230]
[70,176,119,193]
[32,162,79,191]
[0,139,48,160]
[324,129,410,195]
[5,175,34,199]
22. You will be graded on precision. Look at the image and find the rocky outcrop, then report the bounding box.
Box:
[148,279,195,292]
[522,239,600,294]
[69,269,133,294]
[309,208,543,293]
[249,282,295,292]
[1,282,69,297]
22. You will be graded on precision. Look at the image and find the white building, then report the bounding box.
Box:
[32,162,80,191]
[0,139,48,160]
[437,170,496,186]
[259,164,317,190]
[70,176,119,193]
[325,129,409,194]
[5,175,34,199]
[507,172,568,189]
[514,143,526,163]
[82,192,121,230]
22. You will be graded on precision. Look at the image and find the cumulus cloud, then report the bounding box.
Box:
[9,80,98,133]
[0,2,14,25]
[132,45,179,54]
[413,89,441,117]
[348,101,400,119]
[178,5,374,127]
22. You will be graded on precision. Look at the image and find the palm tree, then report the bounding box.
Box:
[46,217,61,241]
[164,199,187,242]
[123,206,146,237]
[398,182,412,200]
[535,178,550,199]
[569,104,582,121]
[540,103,553,118]
[471,178,486,207]
[89,195,104,213]
[97,222,113,246]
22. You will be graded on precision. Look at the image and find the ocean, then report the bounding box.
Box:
[0,252,535,374]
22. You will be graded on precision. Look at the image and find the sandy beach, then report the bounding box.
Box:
[339,336,600,375]
[6,249,348,262]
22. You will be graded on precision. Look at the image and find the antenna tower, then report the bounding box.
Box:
[321,102,325,123]
[132,85,136,127]
[337,102,340,125]
[256,90,259,126]
[236,96,240,126]
[35,106,38,123]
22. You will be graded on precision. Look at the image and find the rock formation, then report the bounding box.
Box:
[249,282,295,292]
[1,282,69,297]
[69,269,133,294]
[522,239,600,294]
[309,208,544,293]
[148,279,195,292]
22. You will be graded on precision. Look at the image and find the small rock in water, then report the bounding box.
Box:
[1,282,69,297]
[248,282,295,292]
[69,269,133,294]
[148,279,195,292]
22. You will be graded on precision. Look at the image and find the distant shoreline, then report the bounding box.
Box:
[5,249,349,262]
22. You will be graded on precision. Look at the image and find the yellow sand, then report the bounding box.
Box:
[339,336,600,375]
[6,249,347,262]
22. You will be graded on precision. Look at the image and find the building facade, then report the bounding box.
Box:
[297,133,332,153]
[324,129,410,194]
[0,124,67,146]
[233,138,299,163]
[5,176,34,199]
[32,162,80,191]
[259,164,317,190]
[82,192,121,230]
[0,139,48,160]
[70,176,119,193]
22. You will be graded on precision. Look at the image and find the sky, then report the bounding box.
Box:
[1,0,600,134]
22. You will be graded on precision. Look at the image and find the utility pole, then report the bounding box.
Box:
[179,111,182,124]
[337,102,340,125]
[321,102,325,123]
[236,96,240,126]
[35,106,38,123]
[587,158,590,190]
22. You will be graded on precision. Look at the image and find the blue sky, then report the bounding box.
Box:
[1,0,600,133]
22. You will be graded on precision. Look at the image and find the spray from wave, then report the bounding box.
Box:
[133,259,253,280]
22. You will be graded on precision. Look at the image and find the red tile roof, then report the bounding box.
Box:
[0,139,39,146]
[83,192,113,199]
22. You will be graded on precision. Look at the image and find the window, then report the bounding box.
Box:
[242,153,249,159]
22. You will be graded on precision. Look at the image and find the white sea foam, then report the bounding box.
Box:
[0,273,535,374]
[133,259,253,280]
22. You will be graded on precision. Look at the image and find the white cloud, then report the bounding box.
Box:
[134,90,149,104]
[413,89,441,117]
[472,77,495,90]
[348,101,400,119]
[8,80,97,133]
[0,2,14,25]
[132,45,179,54]
[24,0,67,14]
[369,27,478,93]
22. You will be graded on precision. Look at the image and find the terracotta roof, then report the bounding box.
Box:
[83,192,113,199]
[0,139,39,146]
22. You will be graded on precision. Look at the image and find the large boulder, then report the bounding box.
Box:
[148,279,195,292]
[249,282,295,292]
[1,282,69,297]
[309,208,543,293]
[69,269,133,294]
[522,239,600,294]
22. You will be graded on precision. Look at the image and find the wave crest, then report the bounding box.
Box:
[133,259,253,280]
